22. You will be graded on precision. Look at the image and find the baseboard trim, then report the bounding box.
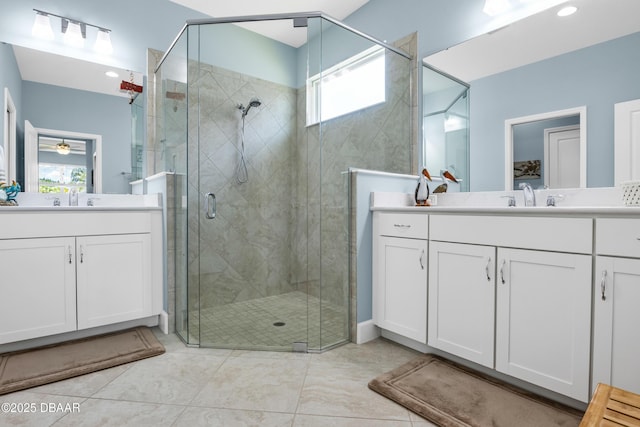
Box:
[159,311,169,334]
[356,320,380,344]
[380,329,429,353]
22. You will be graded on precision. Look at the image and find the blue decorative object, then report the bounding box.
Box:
[0,180,21,205]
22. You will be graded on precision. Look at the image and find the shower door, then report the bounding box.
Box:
[190,21,310,351]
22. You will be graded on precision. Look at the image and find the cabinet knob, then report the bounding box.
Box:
[500,259,506,284]
[485,257,492,281]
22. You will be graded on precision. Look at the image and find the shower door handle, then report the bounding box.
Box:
[205,192,216,219]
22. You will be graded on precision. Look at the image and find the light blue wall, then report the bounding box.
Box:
[193,20,299,88]
[23,82,131,194]
[354,171,417,323]
[471,31,640,191]
[0,42,23,179]
[345,0,495,60]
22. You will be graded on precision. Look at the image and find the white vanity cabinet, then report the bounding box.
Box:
[0,209,162,346]
[593,218,640,395]
[76,233,152,329]
[428,241,495,368]
[429,214,592,402]
[0,237,77,343]
[495,247,591,402]
[373,212,428,343]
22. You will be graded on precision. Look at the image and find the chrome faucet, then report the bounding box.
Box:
[519,182,536,206]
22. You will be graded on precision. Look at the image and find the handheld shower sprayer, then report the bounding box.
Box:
[238,97,262,117]
[234,97,262,184]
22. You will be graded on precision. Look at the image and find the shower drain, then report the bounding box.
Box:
[273,321,286,327]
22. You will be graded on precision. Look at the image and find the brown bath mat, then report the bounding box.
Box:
[0,327,164,395]
[369,354,584,427]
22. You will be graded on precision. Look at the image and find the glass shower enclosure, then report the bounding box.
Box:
[155,13,413,352]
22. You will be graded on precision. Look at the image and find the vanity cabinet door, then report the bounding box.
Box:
[373,236,428,343]
[428,241,495,368]
[0,237,77,344]
[593,256,640,395]
[495,248,592,402]
[76,233,151,329]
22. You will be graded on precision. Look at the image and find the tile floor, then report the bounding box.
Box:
[0,329,437,426]
[193,291,348,351]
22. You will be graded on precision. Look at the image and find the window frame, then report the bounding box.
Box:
[306,45,386,125]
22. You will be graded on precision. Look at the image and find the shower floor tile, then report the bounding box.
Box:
[189,291,348,351]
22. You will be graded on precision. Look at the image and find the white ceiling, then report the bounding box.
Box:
[13,45,143,99]
[425,0,640,82]
[169,0,370,47]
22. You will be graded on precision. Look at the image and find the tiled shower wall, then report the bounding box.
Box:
[186,63,299,312]
[297,40,414,311]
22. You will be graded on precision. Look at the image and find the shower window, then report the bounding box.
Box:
[306,45,385,124]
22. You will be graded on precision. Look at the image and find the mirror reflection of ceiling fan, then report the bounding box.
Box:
[38,136,87,156]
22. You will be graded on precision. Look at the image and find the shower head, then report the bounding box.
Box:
[239,97,262,117]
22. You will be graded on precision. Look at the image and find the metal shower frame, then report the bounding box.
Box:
[155,11,412,73]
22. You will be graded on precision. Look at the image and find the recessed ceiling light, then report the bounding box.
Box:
[557,6,578,17]
[105,71,119,78]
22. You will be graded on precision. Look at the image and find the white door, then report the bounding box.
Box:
[374,236,428,343]
[614,98,640,185]
[0,237,77,343]
[545,126,580,188]
[593,256,640,395]
[428,241,495,368]
[496,248,592,402]
[3,88,16,183]
[24,120,39,192]
[76,233,151,329]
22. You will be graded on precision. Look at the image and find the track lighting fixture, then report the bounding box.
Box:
[32,9,113,54]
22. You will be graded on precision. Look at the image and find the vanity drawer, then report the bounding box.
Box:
[430,214,592,254]
[596,218,640,257]
[375,212,428,239]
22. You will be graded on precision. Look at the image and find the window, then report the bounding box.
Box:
[39,163,86,193]
[307,46,385,125]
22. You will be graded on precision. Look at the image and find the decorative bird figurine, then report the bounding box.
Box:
[433,170,458,193]
[0,180,20,205]
[415,168,432,206]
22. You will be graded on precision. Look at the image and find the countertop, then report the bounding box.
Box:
[369,189,640,216]
[0,206,162,212]
[371,205,640,216]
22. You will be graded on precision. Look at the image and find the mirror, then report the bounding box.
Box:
[423,0,640,190]
[422,63,469,192]
[1,43,143,194]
